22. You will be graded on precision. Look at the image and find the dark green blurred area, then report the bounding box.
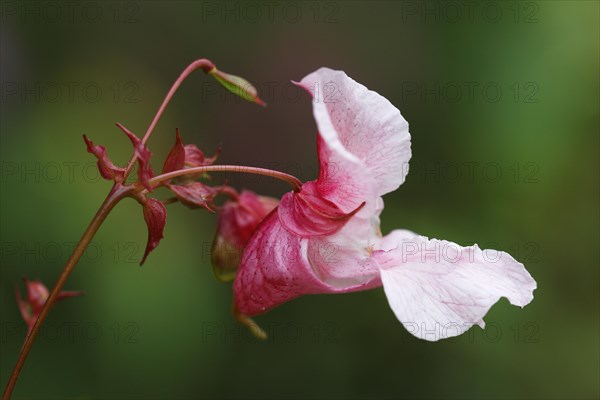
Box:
[1,1,598,398]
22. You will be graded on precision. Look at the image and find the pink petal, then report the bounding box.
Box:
[278,181,365,237]
[239,186,385,310]
[233,212,381,316]
[234,212,327,316]
[378,228,420,251]
[306,235,382,291]
[293,193,389,290]
[140,198,167,265]
[296,68,411,212]
[377,234,537,341]
[301,197,387,289]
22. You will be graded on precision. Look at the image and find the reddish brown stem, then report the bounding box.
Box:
[2,184,131,400]
[123,58,216,179]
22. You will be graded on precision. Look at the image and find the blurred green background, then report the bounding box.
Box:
[1,1,598,399]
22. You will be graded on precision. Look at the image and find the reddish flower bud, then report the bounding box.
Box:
[212,190,278,281]
[16,278,83,332]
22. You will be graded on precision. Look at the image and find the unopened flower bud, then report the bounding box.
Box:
[212,190,278,281]
[208,67,266,107]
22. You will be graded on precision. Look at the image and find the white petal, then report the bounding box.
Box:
[297,68,411,212]
[377,234,537,341]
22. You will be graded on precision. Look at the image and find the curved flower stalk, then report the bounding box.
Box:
[233,68,537,341]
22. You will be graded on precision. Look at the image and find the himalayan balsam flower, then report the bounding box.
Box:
[233,68,536,341]
[15,278,83,332]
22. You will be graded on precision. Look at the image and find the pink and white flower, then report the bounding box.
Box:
[233,68,536,341]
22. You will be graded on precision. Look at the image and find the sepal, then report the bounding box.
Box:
[139,197,167,265]
[83,135,125,182]
[116,123,155,191]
